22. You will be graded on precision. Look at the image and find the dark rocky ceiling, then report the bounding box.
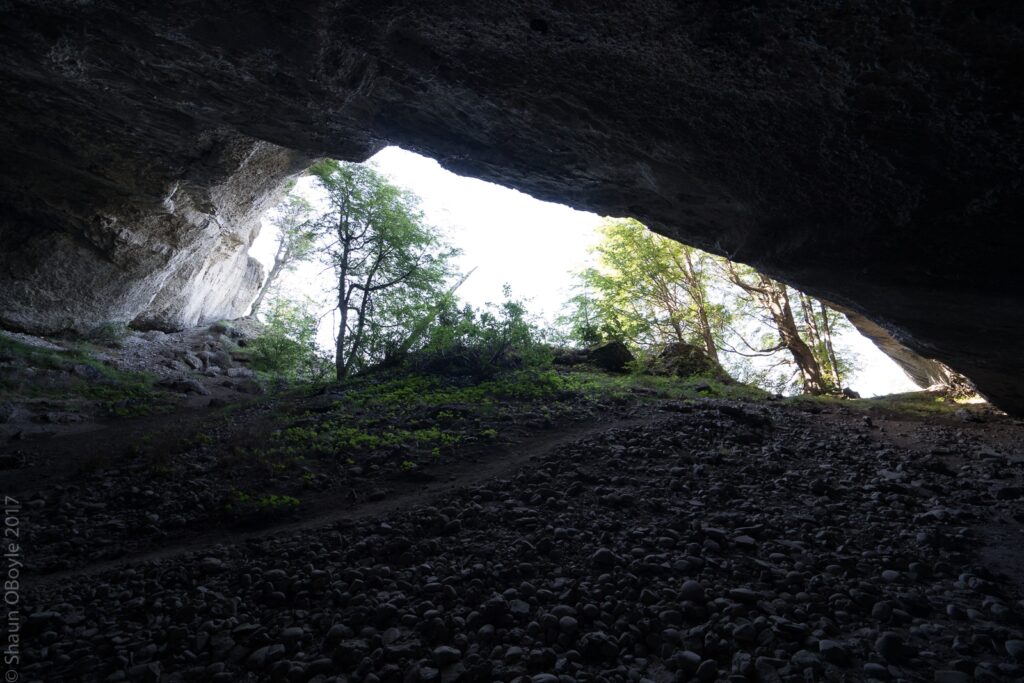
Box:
[1,1,1021,411]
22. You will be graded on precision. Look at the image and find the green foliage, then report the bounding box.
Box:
[308,159,459,379]
[415,287,553,379]
[86,321,131,347]
[564,219,730,352]
[792,390,960,418]
[248,298,332,383]
[225,490,301,517]
[0,335,172,415]
[564,218,859,396]
[565,368,766,404]
[250,190,319,317]
[560,288,604,347]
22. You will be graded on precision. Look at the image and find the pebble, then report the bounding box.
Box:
[679,579,705,602]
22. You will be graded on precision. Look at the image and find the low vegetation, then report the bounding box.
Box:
[0,334,174,416]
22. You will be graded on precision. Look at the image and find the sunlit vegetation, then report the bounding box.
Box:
[250,163,863,399]
[561,218,856,395]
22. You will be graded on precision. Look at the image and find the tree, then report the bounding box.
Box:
[568,218,728,361]
[419,285,551,378]
[560,281,604,348]
[565,218,857,394]
[248,296,332,382]
[249,189,317,318]
[309,160,457,380]
[722,263,853,394]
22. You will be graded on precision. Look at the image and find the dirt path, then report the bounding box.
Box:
[30,415,658,587]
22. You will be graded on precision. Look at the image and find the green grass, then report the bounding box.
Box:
[0,335,173,416]
[335,368,574,413]
[224,490,301,517]
[249,366,765,474]
[564,369,768,403]
[788,390,963,418]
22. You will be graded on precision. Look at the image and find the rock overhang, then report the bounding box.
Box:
[0,1,1021,411]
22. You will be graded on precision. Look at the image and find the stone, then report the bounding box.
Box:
[875,632,906,664]
[591,548,620,567]
[1005,639,1024,662]
[695,659,718,682]
[432,646,462,667]
[650,341,723,378]
[679,580,705,603]
[246,644,285,670]
[72,363,103,380]
[790,650,823,672]
[158,378,211,396]
[818,639,850,666]
[933,671,970,683]
[588,341,634,372]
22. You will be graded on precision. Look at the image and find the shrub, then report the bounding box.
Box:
[249,298,332,383]
[87,321,130,346]
[413,288,552,379]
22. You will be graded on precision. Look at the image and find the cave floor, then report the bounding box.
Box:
[12,388,1024,682]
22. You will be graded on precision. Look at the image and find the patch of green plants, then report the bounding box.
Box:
[0,335,172,413]
[337,369,574,415]
[563,368,766,404]
[85,321,131,347]
[248,299,333,385]
[793,390,961,418]
[224,490,301,517]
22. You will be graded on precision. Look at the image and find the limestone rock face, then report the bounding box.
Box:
[0,132,307,333]
[0,2,1021,411]
[839,308,976,397]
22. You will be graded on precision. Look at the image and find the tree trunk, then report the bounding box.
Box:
[727,265,828,395]
[681,250,720,364]
[765,282,827,394]
[819,301,842,389]
[343,252,384,375]
[335,219,352,381]
[335,281,348,381]
[249,243,287,318]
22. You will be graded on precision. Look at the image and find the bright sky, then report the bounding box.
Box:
[250,146,917,397]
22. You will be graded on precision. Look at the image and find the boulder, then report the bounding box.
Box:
[158,377,211,396]
[650,342,723,379]
[588,342,634,372]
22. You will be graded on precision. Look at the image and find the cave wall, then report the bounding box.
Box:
[1,1,1021,410]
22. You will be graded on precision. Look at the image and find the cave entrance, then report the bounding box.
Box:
[246,147,918,398]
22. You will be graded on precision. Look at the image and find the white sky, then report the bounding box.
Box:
[249,146,917,397]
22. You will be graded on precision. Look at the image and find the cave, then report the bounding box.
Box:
[1,1,1021,412]
[5,4,1024,682]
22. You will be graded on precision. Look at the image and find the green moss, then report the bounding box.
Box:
[0,335,174,415]
[563,369,766,403]
[791,390,962,418]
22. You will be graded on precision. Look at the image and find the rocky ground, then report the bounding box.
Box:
[9,371,1024,681]
[0,321,266,441]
